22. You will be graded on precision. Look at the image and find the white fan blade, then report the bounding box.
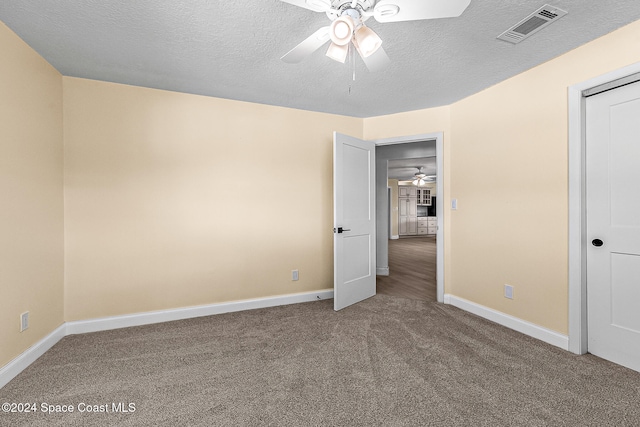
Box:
[279,0,332,13]
[359,45,390,72]
[373,0,471,23]
[281,26,331,63]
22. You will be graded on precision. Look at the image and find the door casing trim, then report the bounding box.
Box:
[568,61,640,354]
[373,132,444,303]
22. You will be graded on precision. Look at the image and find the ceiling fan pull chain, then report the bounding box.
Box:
[351,44,356,82]
[347,43,355,95]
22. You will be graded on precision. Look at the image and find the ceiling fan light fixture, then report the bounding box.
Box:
[354,25,382,57]
[329,16,355,46]
[411,167,430,186]
[326,42,349,63]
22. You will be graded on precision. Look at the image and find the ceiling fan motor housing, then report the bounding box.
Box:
[326,0,374,21]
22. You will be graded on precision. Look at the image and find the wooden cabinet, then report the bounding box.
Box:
[417,188,431,206]
[399,217,417,235]
[399,186,436,236]
[427,216,437,235]
[399,186,417,198]
[399,197,417,216]
[398,186,417,236]
[417,216,437,235]
[417,217,429,235]
[399,197,417,235]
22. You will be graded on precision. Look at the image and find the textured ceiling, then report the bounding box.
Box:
[1,1,639,117]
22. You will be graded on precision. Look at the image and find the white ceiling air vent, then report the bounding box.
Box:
[497,4,567,44]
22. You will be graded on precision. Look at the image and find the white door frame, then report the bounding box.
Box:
[373,132,444,303]
[568,61,640,354]
[388,187,393,239]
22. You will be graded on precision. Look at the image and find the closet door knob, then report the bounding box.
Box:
[592,239,604,247]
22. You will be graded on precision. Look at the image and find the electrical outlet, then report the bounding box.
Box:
[504,284,514,299]
[292,270,299,281]
[20,311,29,332]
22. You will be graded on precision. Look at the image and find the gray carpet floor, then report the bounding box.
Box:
[1,294,639,426]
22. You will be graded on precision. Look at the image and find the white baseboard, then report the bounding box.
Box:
[444,294,569,350]
[376,267,390,276]
[1,290,334,389]
[66,289,334,335]
[390,235,399,240]
[0,324,66,389]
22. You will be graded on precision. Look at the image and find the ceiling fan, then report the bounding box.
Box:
[280,0,471,71]
[412,167,435,186]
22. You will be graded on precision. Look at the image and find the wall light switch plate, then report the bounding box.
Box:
[504,285,513,299]
[292,270,299,281]
[20,311,29,332]
[451,199,458,210]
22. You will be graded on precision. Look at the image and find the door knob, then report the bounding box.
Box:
[592,238,604,247]
[334,227,351,234]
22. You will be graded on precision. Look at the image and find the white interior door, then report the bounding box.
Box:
[586,80,640,372]
[333,132,376,311]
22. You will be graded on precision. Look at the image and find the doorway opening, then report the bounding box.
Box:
[373,133,444,303]
[378,156,437,301]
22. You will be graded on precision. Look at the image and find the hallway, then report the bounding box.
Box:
[376,236,436,302]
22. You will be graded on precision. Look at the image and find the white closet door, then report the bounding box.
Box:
[586,80,640,372]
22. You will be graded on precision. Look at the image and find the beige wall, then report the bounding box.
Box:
[63,77,362,321]
[0,23,64,367]
[449,19,640,335]
[365,20,640,335]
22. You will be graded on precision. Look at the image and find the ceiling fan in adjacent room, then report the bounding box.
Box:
[412,167,435,186]
[279,0,471,71]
